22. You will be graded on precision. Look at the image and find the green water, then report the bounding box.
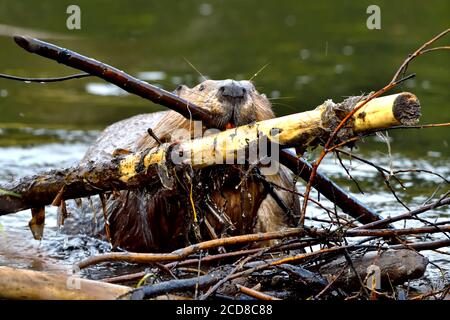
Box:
[0,0,449,156]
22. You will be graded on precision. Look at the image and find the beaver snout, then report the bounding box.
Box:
[218,82,247,104]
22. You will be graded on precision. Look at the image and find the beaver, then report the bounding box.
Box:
[81,79,300,252]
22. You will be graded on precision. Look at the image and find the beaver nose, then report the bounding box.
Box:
[219,84,246,100]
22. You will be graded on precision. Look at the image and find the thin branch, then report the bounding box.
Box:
[237,284,281,300]
[78,228,305,269]
[353,193,450,230]
[0,72,91,82]
[391,28,450,83]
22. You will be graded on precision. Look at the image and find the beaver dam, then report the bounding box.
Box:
[0,31,449,300]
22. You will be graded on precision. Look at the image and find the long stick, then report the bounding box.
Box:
[13,36,212,123]
[129,272,223,300]
[345,225,450,237]
[237,284,281,300]
[11,35,384,225]
[0,154,160,215]
[280,151,383,224]
[78,228,305,269]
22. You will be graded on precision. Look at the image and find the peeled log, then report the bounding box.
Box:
[353,92,420,131]
[0,92,420,215]
[319,249,428,290]
[135,92,420,175]
[0,266,131,300]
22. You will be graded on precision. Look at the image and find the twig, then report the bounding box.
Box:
[391,28,450,83]
[102,271,146,284]
[128,272,224,300]
[78,228,305,269]
[389,239,450,251]
[343,250,370,299]
[345,225,450,238]
[236,284,281,300]
[147,128,162,146]
[0,72,90,82]
[353,195,450,230]
[313,265,347,299]
[301,28,450,223]
[410,284,450,300]
[199,244,276,300]
[335,151,364,195]
[13,35,213,125]
[280,151,383,225]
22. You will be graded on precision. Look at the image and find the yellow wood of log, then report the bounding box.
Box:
[118,93,418,182]
[0,266,131,300]
[353,94,402,132]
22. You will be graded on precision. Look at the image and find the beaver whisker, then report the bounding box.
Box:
[183,57,207,82]
[268,96,295,100]
[248,62,271,81]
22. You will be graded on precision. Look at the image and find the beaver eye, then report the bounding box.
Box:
[198,84,205,91]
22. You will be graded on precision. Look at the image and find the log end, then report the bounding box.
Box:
[393,92,421,125]
[319,249,429,290]
[13,35,37,53]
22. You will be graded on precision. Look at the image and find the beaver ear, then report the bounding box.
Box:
[174,84,188,95]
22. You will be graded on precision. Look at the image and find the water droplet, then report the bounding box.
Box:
[270,90,281,99]
[85,83,129,96]
[285,15,296,27]
[335,64,344,74]
[342,45,354,56]
[299,49,310,60]
[137,71,167,81]
[295,75,312,87]
[427,151,441,158]
[405,79,416,88]
[421,80,431,90]
[199,3,213,16]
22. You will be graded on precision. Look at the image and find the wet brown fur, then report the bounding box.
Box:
[84,80,299,252]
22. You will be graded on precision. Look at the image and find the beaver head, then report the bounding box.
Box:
[137,79,275,150]
[176,79,274,129]
[104,79,296,252]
